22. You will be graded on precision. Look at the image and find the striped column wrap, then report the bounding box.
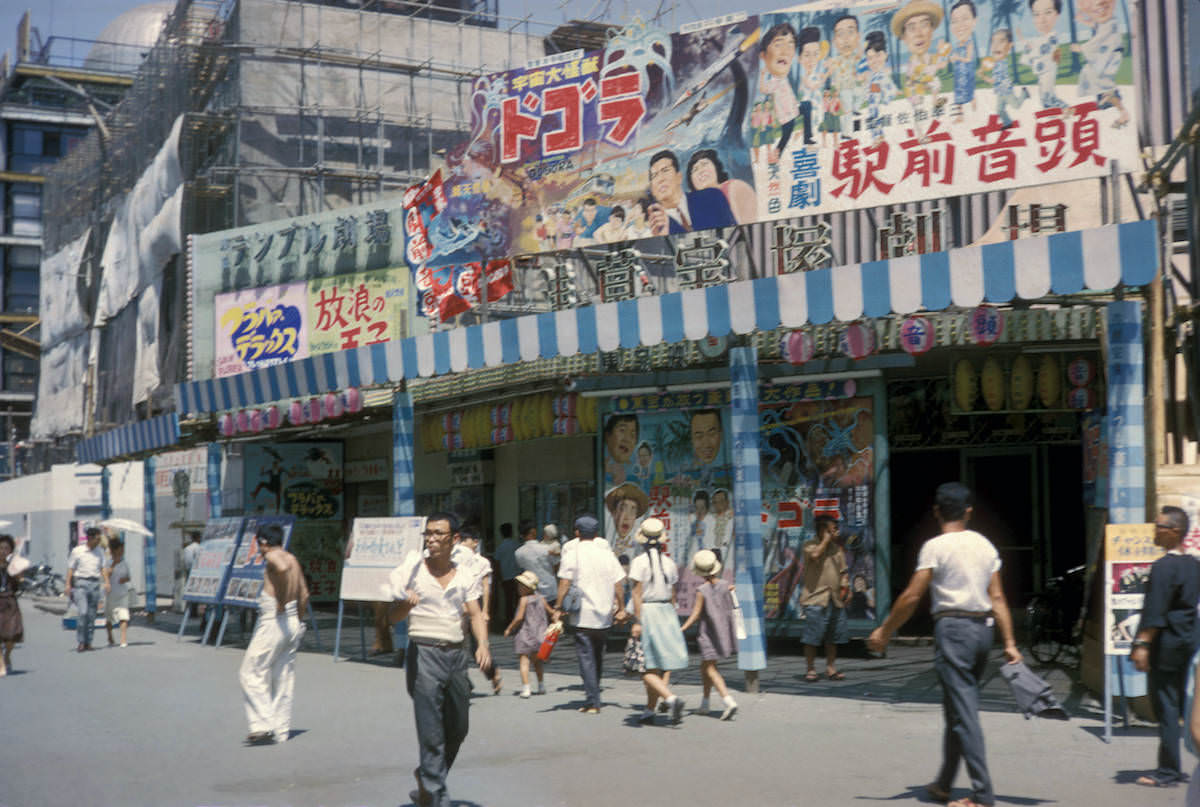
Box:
[143,456,157,613]
[207,443,223,519]
[1105,301,1145,524]
[392,390,416,517]
[730,346,767,671]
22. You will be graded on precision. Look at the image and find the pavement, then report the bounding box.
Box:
[3,598,1188,807]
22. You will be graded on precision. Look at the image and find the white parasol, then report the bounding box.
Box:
[98,518,153,537]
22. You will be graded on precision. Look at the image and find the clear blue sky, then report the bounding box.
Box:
[0,0,734,58]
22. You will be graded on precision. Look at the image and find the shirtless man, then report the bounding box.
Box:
[239,523,308,745]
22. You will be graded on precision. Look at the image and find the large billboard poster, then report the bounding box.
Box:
[214,283,310,377]
[760,388,876,625]
[602,392,734,615]
[425,0,1138,267]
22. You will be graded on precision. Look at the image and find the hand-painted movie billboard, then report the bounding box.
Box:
[424,0,1137,266]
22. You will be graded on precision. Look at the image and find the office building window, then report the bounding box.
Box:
[4,245,39,313]
[5,184,41,237]
[1,351,37,393]
[6,123,88,173]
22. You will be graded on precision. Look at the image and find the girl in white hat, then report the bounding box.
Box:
[680,549,738,720]
[628,518,689,724]
[503,570,555,698]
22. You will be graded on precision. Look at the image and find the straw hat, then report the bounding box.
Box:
[692,549,722,577]
[634,517,665,544]
[605,482,650,518]
[515,570,539,591]
[891,0,944,38]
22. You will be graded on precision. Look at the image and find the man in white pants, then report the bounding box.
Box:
[239,523,308,745]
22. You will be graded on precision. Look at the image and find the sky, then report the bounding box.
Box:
[0,0,733,60]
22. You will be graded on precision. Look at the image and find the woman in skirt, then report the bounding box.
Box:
[628,518,689,724]
[0,534,25,676]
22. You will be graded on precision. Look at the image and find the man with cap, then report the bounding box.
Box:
[869,483,1020,807]
[390,512,490,807]
[66,526,110,652]
[799,515,851,682]
[553,514,627,713]
[239,522,309,745]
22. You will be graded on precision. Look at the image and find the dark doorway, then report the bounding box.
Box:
[966,450,1036,609]
[889,449,959,635]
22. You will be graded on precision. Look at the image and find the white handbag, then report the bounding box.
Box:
[729,589,748,641]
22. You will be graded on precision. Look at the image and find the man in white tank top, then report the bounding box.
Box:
[868,482,1021,807]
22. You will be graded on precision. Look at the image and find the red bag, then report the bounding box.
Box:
[537,621,563,662]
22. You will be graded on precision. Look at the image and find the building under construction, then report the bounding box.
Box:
[34,0,621,456]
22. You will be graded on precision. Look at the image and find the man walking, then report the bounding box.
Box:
[800,515,850,682]
[496,522,520,624]
[553,515,627,713]
[239,523,308,745]
[868,483,1021,807]
[515,519,557,601]
[1131,506,1200,788]
[66,526,109,652]
[389,513,490,807]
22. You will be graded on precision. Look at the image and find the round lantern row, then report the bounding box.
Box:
[218,388,363,437]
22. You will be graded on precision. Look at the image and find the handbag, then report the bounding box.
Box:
[622,634,646,675]
[536,621,563,662]
[730,589,748,641]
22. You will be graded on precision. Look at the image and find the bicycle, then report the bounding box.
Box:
[1024,564,1086,666]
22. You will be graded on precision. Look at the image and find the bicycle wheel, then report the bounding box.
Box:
[1026,596,1063,665]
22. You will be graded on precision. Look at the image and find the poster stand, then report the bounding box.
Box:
[1101,523,1158,744]
[176,603,192,641]
[201,609,218,645]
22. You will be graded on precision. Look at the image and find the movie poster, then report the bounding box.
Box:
[760,388,875,625]
[1104,522,1159,655]
[602,391,734,614]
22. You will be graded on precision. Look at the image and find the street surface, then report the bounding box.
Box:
[2,602,1186,807]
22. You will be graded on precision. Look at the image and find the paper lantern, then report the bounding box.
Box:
[248,409,264,433]
[553,416,579,436]
[235,410,250,433]
[344,387,362,413]
[954,359,977,411]
[783,330,814,365]
[1067,386,1097,409]
[441,412,460,432]
[307,397,323,424]
[324,392,343,419]
[288,400,304,425]
[553,394,577,418]
[218,413,235,437]
[490,426,514,444]
[981,357,1006,411]
[1010,355,1034,411]
[840,322,876,360]
[1037,355,1061,408]
[492,403,512,425]
[968,305,1005,345]
[265,405,282,429]
[1067,357,1094,387]
[898,316,934,355]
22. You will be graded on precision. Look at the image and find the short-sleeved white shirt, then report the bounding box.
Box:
[451,543,492,594]
[69,544,109,579]
[558,538,625,629]
[389,551,481,643]
[628,549,678,603]
[916,529,1001,615]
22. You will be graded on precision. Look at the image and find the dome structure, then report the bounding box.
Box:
[84,3,172,72]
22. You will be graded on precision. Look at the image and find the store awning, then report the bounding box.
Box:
[175,219,1155,417]
[77,412,180,464]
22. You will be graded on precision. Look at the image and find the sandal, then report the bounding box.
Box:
[804,670,819,682]
[827,671,845,681]
[1135,775,1176,787]
[925,782,950,803]
[947,800,984,807]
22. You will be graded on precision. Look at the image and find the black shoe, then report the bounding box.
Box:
[245,731,276,746]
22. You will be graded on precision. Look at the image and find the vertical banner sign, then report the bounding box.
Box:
[393,390,415,516]
[182,517,244,604]
[760,386,875,623]
[339,517,426,601]
[207,443,223,518]
[602,390,733,615]
[143,456,157,614]
[730,346,767,670]
[1103,523,1159,655]
[222,515,296,607]
[1106,301,1144,524]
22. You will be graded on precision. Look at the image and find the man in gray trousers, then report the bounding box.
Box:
[868,483,1021,807]
[389,512,491,807]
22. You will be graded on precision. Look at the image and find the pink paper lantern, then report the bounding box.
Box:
[235,410,250,433]
[308,397,323,424]
[218,413,235,437]
[324,392,343,419]
[344,387,362,413]
[899,316,934,355]
[265,406,282,429]
[968,305,1005,345]
[782,330,815,365]
[288,401,304,425]
[1067,386,1097,410]
[840,322,877,360]
[1067,357,1094,387]
[248,409,264,433]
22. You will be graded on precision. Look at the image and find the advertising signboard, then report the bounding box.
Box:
[338,517,427,602]
[181,517,244,605]
[222,515,296,607]
[1104,522,1160,655]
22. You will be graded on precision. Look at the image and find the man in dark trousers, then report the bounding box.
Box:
[1132,505,1200,788]
[389,512,491,807]
[868,483,1021,807]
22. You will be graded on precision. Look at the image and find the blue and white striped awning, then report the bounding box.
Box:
[175,220,1157,416]
[77,412,181,465]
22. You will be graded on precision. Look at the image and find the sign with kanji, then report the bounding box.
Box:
[418,0,1138,266]
[338,517,427,602]
[308,268,411,353]
[214,283,310,377]
[1104,523,1160,655]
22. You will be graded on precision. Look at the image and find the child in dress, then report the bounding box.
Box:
[680,549,739,720]
[105,537,132,648]
[503,570,554,698]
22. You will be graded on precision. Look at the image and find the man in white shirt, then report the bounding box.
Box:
[66,527,110,652]
[553,514,627,713]
[390,513,490,807]
[869,483,1021,807]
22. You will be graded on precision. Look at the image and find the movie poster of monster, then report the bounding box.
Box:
[601,391,734,615]
[760,389,876,626]
[416,0,1139,271]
